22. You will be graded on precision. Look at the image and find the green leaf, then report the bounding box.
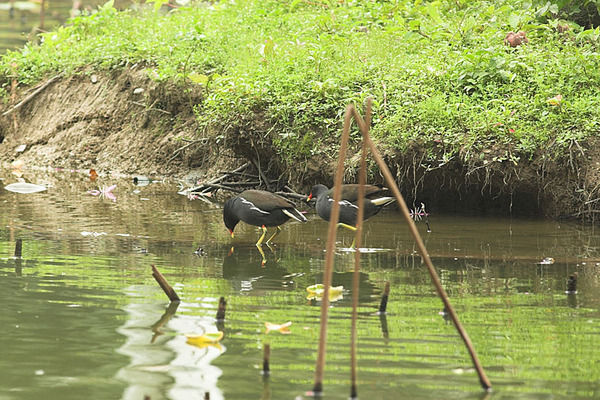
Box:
[409,19,421,31]
[188,72,209,84]
[99,0,114,12]
[535,2,550,18]
[146,0,169,13]
[508,12,520,30]
[427,2,443,24]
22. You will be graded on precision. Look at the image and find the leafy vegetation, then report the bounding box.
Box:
[2,0,600,168]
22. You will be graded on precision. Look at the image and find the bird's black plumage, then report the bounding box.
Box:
[223,189,307,240]
[307,184,395,227]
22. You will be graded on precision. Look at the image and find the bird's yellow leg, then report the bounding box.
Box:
[337,223,357,232]
[256,244,267,266]
[265,241,276,255]
[256,225,268,246]
[266,226,282,245]
[255,226,268,266]
[336,223,358,248]
[265,227,278,262]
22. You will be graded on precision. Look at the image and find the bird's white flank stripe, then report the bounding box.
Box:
[240,197,269,214]
[328,198,358,209]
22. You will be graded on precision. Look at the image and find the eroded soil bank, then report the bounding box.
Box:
[0,67,598,220]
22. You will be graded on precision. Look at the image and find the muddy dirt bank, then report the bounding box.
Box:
[0,67,598,220]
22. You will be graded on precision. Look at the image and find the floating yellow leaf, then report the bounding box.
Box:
[307,283,340,294]
[265,321,292,334]
[186,331,224,347]
[306,284,344,302]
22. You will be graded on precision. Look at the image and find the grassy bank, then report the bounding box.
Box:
[1,0,600,183]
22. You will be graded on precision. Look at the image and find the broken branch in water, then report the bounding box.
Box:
[151,264,180,302]
[181,162,251,194]
[223,171,260,179]
[216,296,227,321]
[150,301,180,343]
[179,162,308,205]
[263,343,271,375]
[14,239,22,258]
[219,181,262,187]
[181,162,301,198]
[192,182,245,193]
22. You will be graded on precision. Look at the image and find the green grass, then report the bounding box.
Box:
[2,0,600,168]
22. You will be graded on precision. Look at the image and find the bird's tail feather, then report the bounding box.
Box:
[283,208,308,222]
[371,197,396,207]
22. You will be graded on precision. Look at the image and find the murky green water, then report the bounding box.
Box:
[0,0,129,53]
[1,167,599,399]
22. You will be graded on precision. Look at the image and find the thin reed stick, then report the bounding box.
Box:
[151,264,180,302]
[350,104,492,391]
[216,297,227,320]
[312,105,354,395]
[263,343,271,375]
[14,238,22,258]
[349,103,371,399]
[378,281,391,313]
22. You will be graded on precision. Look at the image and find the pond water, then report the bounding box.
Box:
[0,167,599,400]
[0,0,129,53]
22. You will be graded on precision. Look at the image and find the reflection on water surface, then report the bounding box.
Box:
[0,168,599,399]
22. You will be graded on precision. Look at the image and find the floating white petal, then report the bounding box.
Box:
[4,182,47,194]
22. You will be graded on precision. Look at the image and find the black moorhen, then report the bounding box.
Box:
[223,190,307,263]
[307,184,395,231]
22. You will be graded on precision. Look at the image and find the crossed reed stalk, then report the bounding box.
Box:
[312,99,492,397]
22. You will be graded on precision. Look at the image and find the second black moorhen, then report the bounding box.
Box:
[307,184,395,231]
